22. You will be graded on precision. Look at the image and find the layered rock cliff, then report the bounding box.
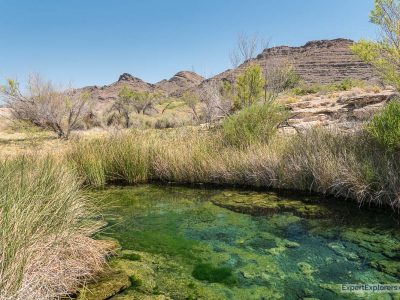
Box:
[209,39,379,86]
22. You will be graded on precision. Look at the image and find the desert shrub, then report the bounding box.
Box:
[154,118,177,129]
[366,99,400,151]
[0,156,105,299]
[222,103,288,147]
[291,79,365,96]
[291,85,321,96]
[334,78,365,91]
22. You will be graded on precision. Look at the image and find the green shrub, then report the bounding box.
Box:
[222,103,288,147]
[291,79,365,96]
[291,85,320,96]
[366,99,400,151]
[334,78,364,91]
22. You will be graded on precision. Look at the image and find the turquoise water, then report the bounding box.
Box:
[92,185,400,299]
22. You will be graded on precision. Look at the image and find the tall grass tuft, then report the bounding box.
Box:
[67,126,400,209]
[0,156,106,300]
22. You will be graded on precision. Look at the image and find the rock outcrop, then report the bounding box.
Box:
[208,39,378,87]
[282,89,398,132]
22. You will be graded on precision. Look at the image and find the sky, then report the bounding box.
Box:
[0,0,377,89]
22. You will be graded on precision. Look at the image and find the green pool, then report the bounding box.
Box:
[91,184,400,300]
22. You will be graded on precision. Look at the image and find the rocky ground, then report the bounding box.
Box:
[281,88,398,132]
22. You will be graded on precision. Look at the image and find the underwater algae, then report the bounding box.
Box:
[82,185,400,299]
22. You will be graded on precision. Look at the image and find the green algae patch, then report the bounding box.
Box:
[192,263,236,285]
[341,228,400,258]
[369,260,400,277]
[328,242,359,261]
[210,191,328,218]
[121,251,141,261]
[78,271,131,300]
[297,262,316,281]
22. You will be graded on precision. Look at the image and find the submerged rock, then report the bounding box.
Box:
[210,191,328,218]
[78,271,131,300]
[111,258,157,293]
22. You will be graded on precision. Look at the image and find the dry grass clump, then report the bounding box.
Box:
[0,156,106,300]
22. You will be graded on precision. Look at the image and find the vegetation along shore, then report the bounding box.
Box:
[1,0,400,299]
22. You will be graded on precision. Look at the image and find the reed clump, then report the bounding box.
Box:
[0,156,106,300]
[67,125,400,209]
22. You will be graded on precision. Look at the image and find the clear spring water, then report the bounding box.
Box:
[92,184,400,300]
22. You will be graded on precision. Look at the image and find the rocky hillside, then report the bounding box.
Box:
[81,39,379,103]
[155,71,204,96]
[80,71,204,102]
[207,38,379,87]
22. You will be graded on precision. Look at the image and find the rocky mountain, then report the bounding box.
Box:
[80,73,153,102]
[80,71,204,103]
[155,71,204,96]
[81,39,379,104]
[205,38,379,87]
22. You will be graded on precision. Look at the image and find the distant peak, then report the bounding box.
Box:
[170,71,204,82]
[118,73,143,82]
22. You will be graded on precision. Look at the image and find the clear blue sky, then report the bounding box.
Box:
[0,0,377,88]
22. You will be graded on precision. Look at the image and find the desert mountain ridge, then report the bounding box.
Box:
[80,38,379,102]
[79,70,205,101]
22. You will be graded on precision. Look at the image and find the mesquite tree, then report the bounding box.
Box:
[352,0,400,90]
[1,75,91,139]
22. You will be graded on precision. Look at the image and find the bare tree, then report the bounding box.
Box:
[0,75,91,139]
[199,81,232,123]
[263,59,301,103]
[230,33,269,68]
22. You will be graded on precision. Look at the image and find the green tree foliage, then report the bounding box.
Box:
[367,99,400,151]
[235,64,265,109]
[113,87,162,128]
[181,91,200,119]
[351,0,400,90]
[113,86,136,128]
